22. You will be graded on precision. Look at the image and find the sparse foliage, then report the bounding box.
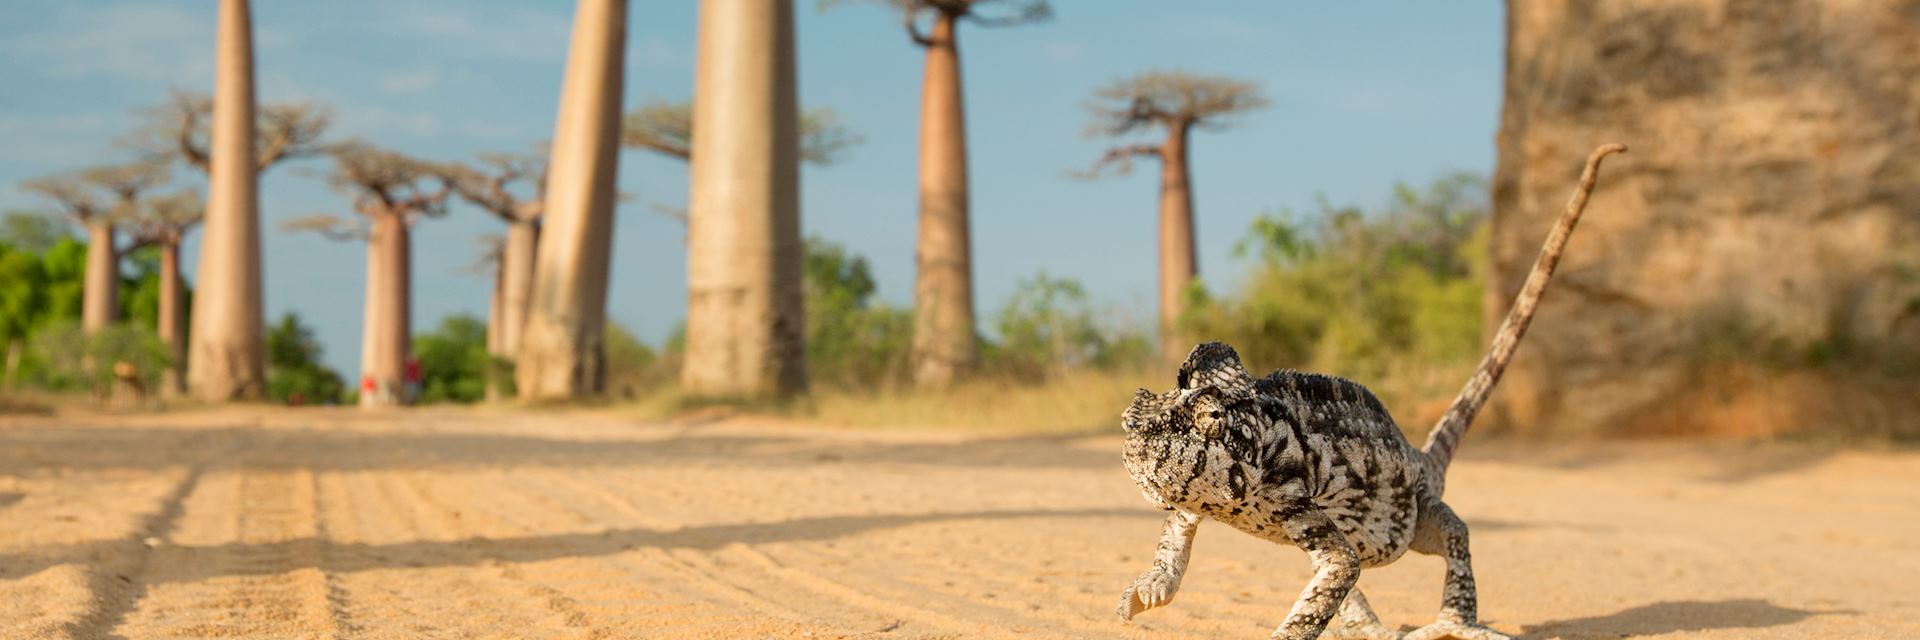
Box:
[1081,71,1269,177]
[128,90,332,173]
[622,99,863,165]
[442,152,546,222]
[1185,174,1490,384]
[821,0,1052,44]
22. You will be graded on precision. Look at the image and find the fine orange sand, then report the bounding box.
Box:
[1,407,1914,639]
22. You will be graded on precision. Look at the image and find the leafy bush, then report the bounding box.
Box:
[804,237,912,389]
[412,314,491,404]
[1184,173,1488,387]
[266,313,347,404]
[984,272,1151,380]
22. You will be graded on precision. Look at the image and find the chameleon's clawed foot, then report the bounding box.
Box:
[1323,618,1401,640]
[1401,620,1512,640]
[1115,568,1180,621]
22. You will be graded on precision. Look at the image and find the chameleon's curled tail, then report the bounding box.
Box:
[1422,143,1627,479]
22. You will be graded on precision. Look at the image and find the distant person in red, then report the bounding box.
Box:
[404,357,423,404]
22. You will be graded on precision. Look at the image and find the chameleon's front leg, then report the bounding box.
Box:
[1117,510,1202,621]
[1403,502,1512,640]
[1270,501,1361,640]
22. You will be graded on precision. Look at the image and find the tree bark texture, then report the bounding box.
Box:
[1157,123,1196,364]
[81,221,119,334]
[158,241,185,395]
[518,0,627,401]
[188,0,266,401]
[681,0,808,398]
[359,215,411,407]
[910,11,976,388]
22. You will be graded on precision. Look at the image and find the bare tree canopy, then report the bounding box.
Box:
[21,159,171,223]
[278,213,367,242]
[319,140,452,220]
[1080,71,1269,177]
[127,189,206,248]
[621,99,863,165]
[1085,71,1270,136]
[820,0,1051,44]
[127,90,332,173]
[442,152,547,222]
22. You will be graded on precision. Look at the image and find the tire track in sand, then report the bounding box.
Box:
[113,464,344,639]
[433,468,836,637]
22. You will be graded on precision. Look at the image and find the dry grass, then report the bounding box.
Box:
[616,369,1160,434]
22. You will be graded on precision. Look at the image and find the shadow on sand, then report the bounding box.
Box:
[1520,598,1852,638]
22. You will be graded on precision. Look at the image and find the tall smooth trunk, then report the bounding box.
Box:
[159,241,185,395]
[485,241,506,402]
[81,221,119,334]
[498,220,538,356]
[681,0,806,397]
[359,216,411,407]
[909,12,975,387]
[1157,124,1196,363]
[518,0,626,400]
[189,0,265,401]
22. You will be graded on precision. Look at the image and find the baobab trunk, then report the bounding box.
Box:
[498,221,538,356]
[188,0,266,401]
[158,241,185,395]
[679,0,807,398]
[517,0,626,401]
[81,221,119,334]
[910,12,976,388]
[1157,123,1196,363]
[485,239,506,402]
[359,216,411,407]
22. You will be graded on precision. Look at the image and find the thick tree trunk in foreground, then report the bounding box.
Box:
[680,0,807,398]
[518,0,627,401]
[359,216,411,407]
[188,0,266,401]
[81,222,119,334]
[158,241,185,395]
[910,12,975,388]
[1490,0,1920,437]
[1156,123,1195,364]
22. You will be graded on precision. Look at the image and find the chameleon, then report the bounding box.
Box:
[1117,143,1627,640]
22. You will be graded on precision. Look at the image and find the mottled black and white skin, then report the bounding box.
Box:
[1116,144,1625,640]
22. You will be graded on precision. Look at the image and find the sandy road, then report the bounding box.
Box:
[0,408,1915,639]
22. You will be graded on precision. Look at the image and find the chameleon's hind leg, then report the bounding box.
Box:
[1402,502,1512,640]
[1323,588,1399,640]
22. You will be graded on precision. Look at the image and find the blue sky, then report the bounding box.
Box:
[0,1,1503,377]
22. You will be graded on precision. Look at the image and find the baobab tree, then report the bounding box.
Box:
[1082,70,1267,362]
[443,153,544,399]
[183,0,334,401]
[519,0,627,400]
[620,92,861,398]
[828,0,1051,386]
[645,0,808,398]
[127,190,205,395]
[20,159,171,334]
[282,142,449,408]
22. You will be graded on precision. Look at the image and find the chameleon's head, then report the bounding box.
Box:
[1122,342,1257,437]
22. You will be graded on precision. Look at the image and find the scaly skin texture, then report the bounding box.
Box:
[1117,145,1625,639]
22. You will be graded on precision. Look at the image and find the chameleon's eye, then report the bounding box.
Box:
[1208,410,1221,420]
